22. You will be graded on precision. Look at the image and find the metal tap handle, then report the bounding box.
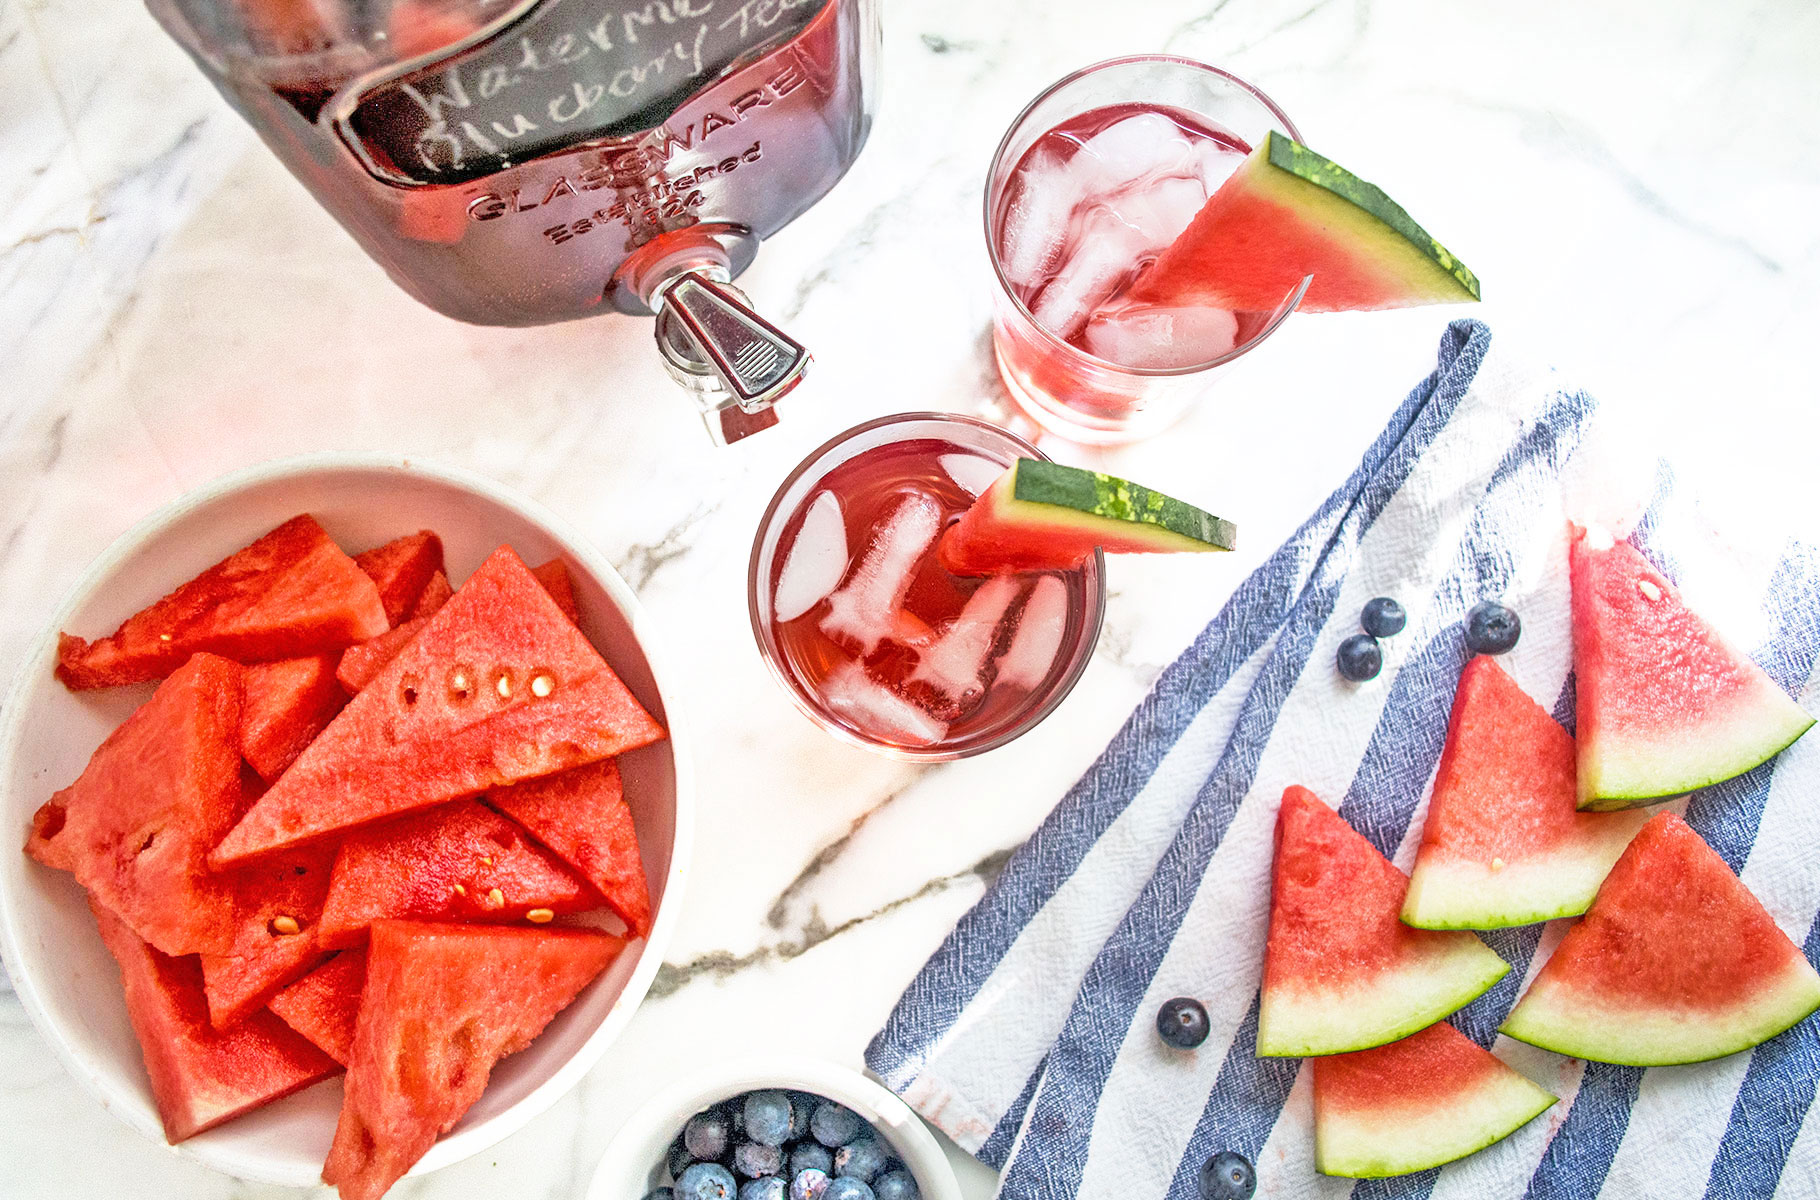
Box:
[659,273,811,413]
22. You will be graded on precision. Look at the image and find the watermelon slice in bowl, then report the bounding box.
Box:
[0,455,692,1188]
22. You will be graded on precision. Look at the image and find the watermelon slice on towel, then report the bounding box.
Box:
[1500,811,1820,1065]
[1570,525,1812,809]
[1402,656,1651,929]
[1258,787,1508,1057]
[211,546,665,864]
[1313,1020,1555,1178]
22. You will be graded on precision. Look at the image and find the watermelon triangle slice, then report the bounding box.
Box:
[57,515,389,690]
[211,546,666,864]
[26,653,245,957]
[316,799,599,947]
[1130,132,1481,314]
[488,759,652,937]
[1258,787,1509,1057]
[199,835,337,1028]
[334,617,429,694]
[1500,811,1820,1065]
[89,898,340,1142]
[1312,1020,1555,1178]
[240,653,349,781]
[354,531,444,626]
[269,948,367,1066]
[1571,526,1812,809]
[321,920,624,1200]
[1402,656,1651,929]
[530,558,582,624]
[408,569,454,620]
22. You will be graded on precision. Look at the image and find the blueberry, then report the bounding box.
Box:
[740,1180,787,1200]
[824,1180,875,1200]
[734,1142,785,1179]
[1464,600,1521,655]
[810,1102,863,1148]
[668,1137,696,1179]
[834,1135,888,1183]
[872,1170,918,1200]
[1361,596,1406,638]
[1155,996,1211,1050]
[743,1091,794,1148]
[788,1091,820,1140]
[679,1163,739,1200]
[790,1143,835,1176]
[1336,633,1382,682]
[789,1169,831,1200]
[685,1109,733,1161]
[1198,1151,1256,1200]
[645,1190,677,1200]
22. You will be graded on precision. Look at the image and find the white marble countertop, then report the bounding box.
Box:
[3,1,1818,1198]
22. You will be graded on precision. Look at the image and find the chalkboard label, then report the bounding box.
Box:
[338,0,829,186]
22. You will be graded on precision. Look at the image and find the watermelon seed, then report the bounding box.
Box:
[480,856,494,866]
[487,887,505,907]
[1491,857,1506,872]
[136,831,157,855]
[158,633,172,642]
[269,915,301,935]
[526,908,554,924]
[531,672,556,698]
[450,669,474,700]
[1637,578,1662,601]
[496,672,513,699]
[453,883,468,896]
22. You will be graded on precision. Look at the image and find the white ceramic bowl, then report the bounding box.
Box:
[0,454,694,1188]
[586,1058,963,1200]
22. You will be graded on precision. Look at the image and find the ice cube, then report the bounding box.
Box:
[1031,209,1148,342]
[821,661,949,747]
[1195,138,1247,197]
[1106,175,1209,248]
[819,490,943,654]
[908,575,1025,708]
[996,575,1070,691]
[1083,303,1239,369]
[774,491,849,623]
[999,148,1079,290]
[1074,113,1195,194]
[940,453,1007,499]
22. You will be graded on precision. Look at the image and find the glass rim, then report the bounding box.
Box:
[982,54,1311,378]
[745,411,1108,762]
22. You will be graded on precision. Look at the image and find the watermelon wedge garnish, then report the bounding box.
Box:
[489,759,653,937]
[1129,131,1481,314]
[211,546,666,864]
[268,949,367,1066]
[354,531,444,626]
[89,898,340,1143]
[1570,525,1813,809]
[1258,787,1508,1057]
[1312,1021,1555,1178]
[1500,812,1820,1065]
[25,653,245,957]
[321,920,624,1200]
[56,514,389,690]
[1402,656,1651,929]
[240,653,348,781]
[938,459,1236,576]
[199,838,337,1028]
[316,800,599,946]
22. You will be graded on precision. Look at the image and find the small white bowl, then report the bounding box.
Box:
[0,453,695,1188]
[586,1058,963,1200]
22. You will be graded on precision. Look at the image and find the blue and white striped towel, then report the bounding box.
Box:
[867,320,1820,1200]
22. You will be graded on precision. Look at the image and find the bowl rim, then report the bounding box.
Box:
[0,451,696,1187]
[584,1055,964,1200]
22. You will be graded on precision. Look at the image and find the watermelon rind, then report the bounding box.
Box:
[1500,954,1820,1066]
[1009,459,1238,552]
[1400,836,1647,931]
[1257,937,1509,1057]
[1578,696,1813,810]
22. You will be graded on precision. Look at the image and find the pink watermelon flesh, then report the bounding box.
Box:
[211,546,667,865]
[1258,786,1508,1057]
[1312,1020,1555,1178]
[1402,656,1651,929]
[26,654,245,956]
[1500,811,1820,1065]
[89,898,340,1143]
[354,531,444,626]
[1571,526,1813,808]
[316,800,599,948]
[268,948,367,1066]
[408,570,454,619]
[199,834,337,1028]
[321,920,624,1200]
[530,558,582,624]
[240,653,348,781]
[56,514,389,690]
[489,759,652,937]
[335,618,429,694]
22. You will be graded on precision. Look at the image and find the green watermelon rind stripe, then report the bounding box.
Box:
[1009,460,1238,552]
[1262,131,1482,303]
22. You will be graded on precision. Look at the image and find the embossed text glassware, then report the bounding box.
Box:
[749,413,1106,761]
[986,56,1309,444]
[145,0,882,442]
